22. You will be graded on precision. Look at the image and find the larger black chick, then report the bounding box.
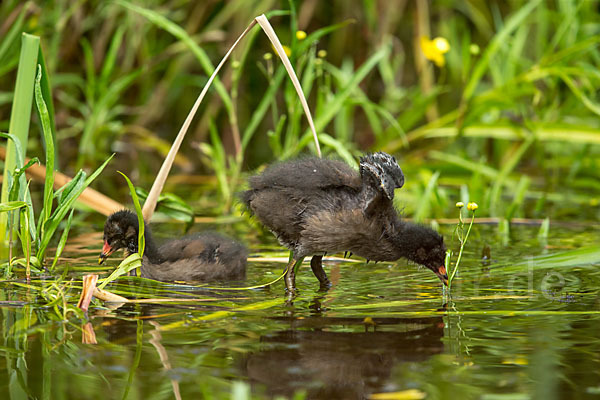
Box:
[99,210,247,282]
[242,152,447,292]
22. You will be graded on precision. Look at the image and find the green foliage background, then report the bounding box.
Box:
[1,0,599,222]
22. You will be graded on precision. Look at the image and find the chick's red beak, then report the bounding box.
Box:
[435,265,449,286]
[98,241,114,265]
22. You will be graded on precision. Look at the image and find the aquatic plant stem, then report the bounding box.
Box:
[448,211,475,291]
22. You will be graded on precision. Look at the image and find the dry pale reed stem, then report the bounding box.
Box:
[141,20,258,221]
[142,14,322,221]
[255,14,321,157]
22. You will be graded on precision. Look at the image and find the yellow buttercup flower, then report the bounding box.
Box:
[420,36,450,67]
[467,202,478,212]
[296,30,307,40]
[456,201,464,209]
[271,44,292,58]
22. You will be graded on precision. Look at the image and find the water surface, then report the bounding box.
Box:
[1,224,599,399]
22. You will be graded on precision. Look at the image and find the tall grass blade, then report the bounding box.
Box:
[34,48,57,160]
[140,16,257,221]
[0,5,27,64]
[463,0,541,101]
[36,155,114,262]
[0,33,39,253]
[537,217,550,241]
[255,14,321,157]
[118,171,145,258]
[115,0,234,115]
[413,171,440,222]
[0,202,27,212]
[283,44,389,158]
[49,209,74,271]
[34,65,55,239]
[489,137,534,216]
[97,253,143,290]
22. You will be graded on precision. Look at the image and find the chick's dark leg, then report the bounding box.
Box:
[284,254,304,293]
[284,258,296,293]
[310,255,331,290]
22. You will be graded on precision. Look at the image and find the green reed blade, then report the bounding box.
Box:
[36,155,114,262]
[115,0,233,117]
[0,202,27,213]
[0,33,39,254]
[35,48,57,162]
[463,0,541,101]
[34,65,55,238]
[160,298,285,331]
[49,209,74,271]
[97,254,143,290]
[280,44,389,159]
[118,171,145,259]
[413,171,440,223]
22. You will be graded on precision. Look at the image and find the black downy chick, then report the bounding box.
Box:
[99,210,247,282]
[242,152,447,292]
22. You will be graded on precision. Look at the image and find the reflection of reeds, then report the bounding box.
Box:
[81,322,97,344]
[149,321,182,400]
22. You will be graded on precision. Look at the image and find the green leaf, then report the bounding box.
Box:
[34,64,55,235]
[49,209,74,271]
[0,33,39,250]
[36,155,114,262]
[0,201,27,212]
[118,171,145,258]
[97,253,143,290]
[413,171,440,223]
[115,0,233,116]
[463,0,541,100]
[318,134,357,167]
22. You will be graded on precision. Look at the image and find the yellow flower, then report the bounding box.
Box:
[456,201,464,209]
[467,202,478,212]
[263,52,272,60]
[317,49,327,58]
[296,30,307,40]
[363,317,376,326]
[420,36,450,67]
[271,44,292,58]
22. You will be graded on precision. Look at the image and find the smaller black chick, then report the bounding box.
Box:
[242,152,447,292]
[99,210,247,282]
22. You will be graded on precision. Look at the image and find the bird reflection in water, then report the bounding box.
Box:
[240,313,445,399]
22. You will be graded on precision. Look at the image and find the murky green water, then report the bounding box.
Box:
[1,224,599,399]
